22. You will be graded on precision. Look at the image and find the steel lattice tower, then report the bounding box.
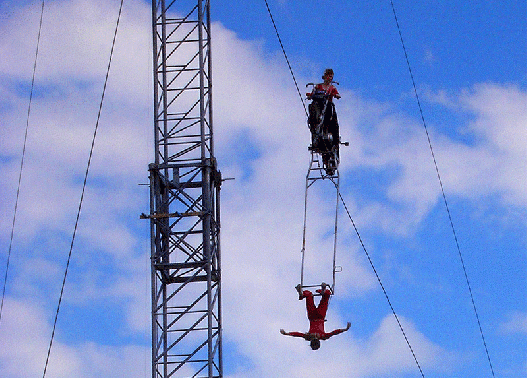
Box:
[144,0,222,377]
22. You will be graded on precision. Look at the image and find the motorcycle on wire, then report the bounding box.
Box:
[306,82,345,176]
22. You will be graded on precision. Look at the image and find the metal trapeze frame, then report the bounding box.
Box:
[145,0,222,377]
[300,151,341,295]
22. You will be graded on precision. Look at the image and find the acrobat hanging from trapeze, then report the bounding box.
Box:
[280,282,350,350]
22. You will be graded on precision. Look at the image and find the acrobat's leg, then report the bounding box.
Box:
[316,289,331,319]
[303,291,317,320]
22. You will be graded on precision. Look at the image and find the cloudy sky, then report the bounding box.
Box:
[0,0,525,377]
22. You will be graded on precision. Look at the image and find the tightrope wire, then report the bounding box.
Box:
[42,0,124,376]
[388,1,495,375]
[263,0,308,117]
[339,192,425,377]
[1,0,46,324]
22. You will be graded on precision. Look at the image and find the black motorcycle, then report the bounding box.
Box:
[306,83,342,176]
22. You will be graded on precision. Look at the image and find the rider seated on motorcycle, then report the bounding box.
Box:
[307,68,341,152]
[307,68,341,102]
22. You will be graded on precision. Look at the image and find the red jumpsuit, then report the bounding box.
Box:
[285,289,347,340]
[312,83,340,102]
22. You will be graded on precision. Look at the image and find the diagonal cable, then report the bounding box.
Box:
[1,0,46,324]
[263,0,308,117]
[339,192,425,377]
[42,0,124,376]
[388,1,495,376]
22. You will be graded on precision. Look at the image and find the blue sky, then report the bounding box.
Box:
[0,0,525,377]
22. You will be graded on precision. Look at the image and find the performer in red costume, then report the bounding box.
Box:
[306,68,342,160]
[307,68,341,102]
[280,283,350,350]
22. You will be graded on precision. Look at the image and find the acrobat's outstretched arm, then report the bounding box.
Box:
[320,322,351,340]
[280,329,308,339]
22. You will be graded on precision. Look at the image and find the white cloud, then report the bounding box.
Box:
[332,81,527,236]
[500,311,527,335]
[0,298,81,377]
[0,0,525,377]
[357,315,457,376]
[459,83,527,205]
[0,298,150,378]
[424,83,527,206]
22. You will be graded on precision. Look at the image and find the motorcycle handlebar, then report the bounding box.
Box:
[306,81,340,87]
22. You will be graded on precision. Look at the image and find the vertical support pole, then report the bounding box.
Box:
[332,174,340,294]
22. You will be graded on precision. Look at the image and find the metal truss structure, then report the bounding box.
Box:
[144,0,222,377]
[300,152,340,294]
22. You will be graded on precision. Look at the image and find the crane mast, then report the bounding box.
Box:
[146,0,222,376]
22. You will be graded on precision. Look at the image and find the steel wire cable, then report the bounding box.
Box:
[339,192,425,377]
[0,0,46,325]
[263,0,308,117]
[388,1,495,376]
[42,0,124,376]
